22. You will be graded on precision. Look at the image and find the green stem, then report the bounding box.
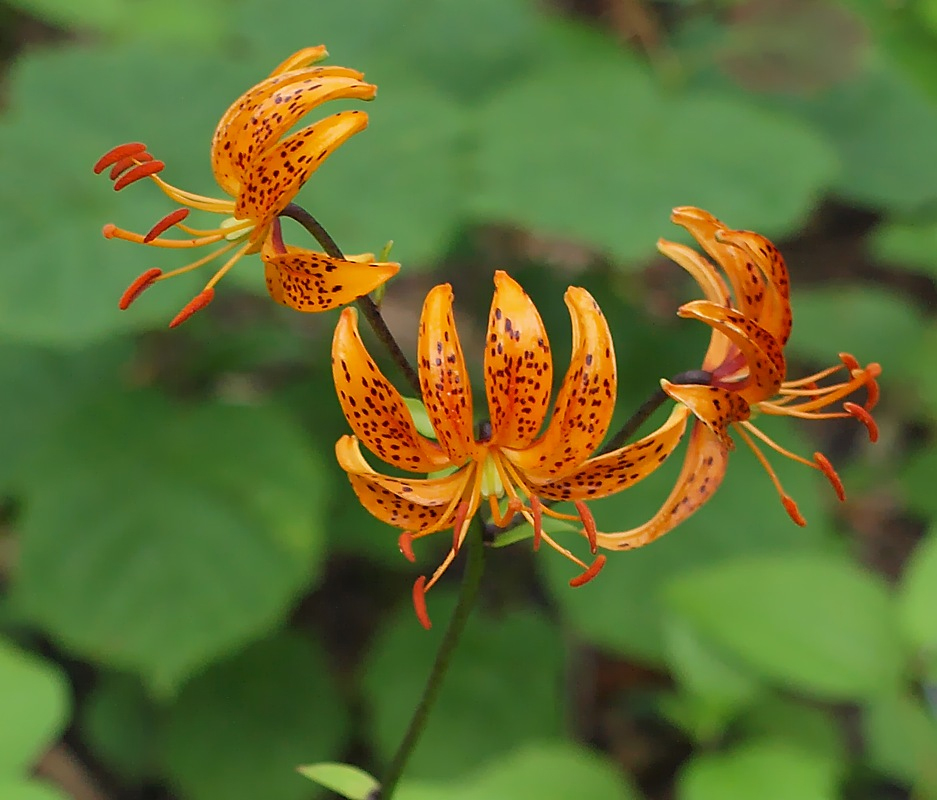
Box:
[279,204,422,396]
[379,522,487,799]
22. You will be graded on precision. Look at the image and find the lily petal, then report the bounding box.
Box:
[594,421,729,551]
[661,381,750,447]
[235,110,370,229]
[268,46,329,77]
[417,284,479,464]
[336,436,469,532]
[263,238,398,312]
[531,404,688,501]
[332,308,450,473]
[484,271,554,449]
[678,299,785,403]
[509,286,616,481]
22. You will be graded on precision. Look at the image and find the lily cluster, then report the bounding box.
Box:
[97,48,881,628]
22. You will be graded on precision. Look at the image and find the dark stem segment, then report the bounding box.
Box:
[378,522,487,800]
[485,369,713,541]
[280,203,422,396]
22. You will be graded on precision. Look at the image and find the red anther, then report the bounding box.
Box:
[93,142,147,174]
[412,576,431,630]
[844,401,878,443]
[169,288,215,328]
[119,268,163,310]
[575,500,598,555]
[144,208,190,243]
[864,366,882,411]
[450,501,469,554]
[839,352,860,371]
[530,495,543,552]
[569,554,606,588]
[113,160,165,191]
[781,495,807,527]
[102,223,118,239]
[108,150,154,181]
[398,532,416,563]
[813,452,846,502]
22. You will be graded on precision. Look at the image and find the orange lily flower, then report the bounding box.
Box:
[596,207,881,551]
[94,46,398,327]
[333,270,696,627]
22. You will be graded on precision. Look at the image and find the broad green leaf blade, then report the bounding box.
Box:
[664,554,902,699]
[164,634,350,800]
[298,763,379,800]
[864,691,937,790]
[0,780,69,800]
[871,219,937,279]
[14,392,329,691]
[678,741,840,800]
[897,526,937,654]
[736,694,846,767]
[0,640,69,776]
[472,50,835,263]
[363,595,565,779]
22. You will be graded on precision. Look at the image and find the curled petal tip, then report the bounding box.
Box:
[569,555,606,588]
[781,495,807,527]
[813,452,846,502]
[119,268,163,310]
[93,142,147,174]
[169,288,215,328]
[398,532,416,563]
[412,576,432,630]
[844,402,879,443]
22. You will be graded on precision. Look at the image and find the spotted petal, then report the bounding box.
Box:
[508,286,616,481]
[235,110,370,230]
[594,420,728,551]
[417,284,479,464]
[264,238,398,312]
[661,381,750,447]
[530,404,688,501]
[332,308,450,473]
[335,435,471,533]
[484,271,553,449]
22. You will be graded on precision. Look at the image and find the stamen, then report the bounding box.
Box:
[412,576,431,630]
[113,160,165,191]
[118,268,163,310]
[144,209,190,243]
[109,151,154,181]
[569,555,606,587]
[574,501,597,554]
[781,495,806,526]
[530,495,543,552]
[169,288,214,328]
[813,452,845,502]
[398,532,416,563]
[450,501,470,554]
[839,352,860,371]
[865,378,880,411]
[844,402,878,442]
[93,142,147,174]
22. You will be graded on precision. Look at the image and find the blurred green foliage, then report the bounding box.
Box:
[0,0,935,798]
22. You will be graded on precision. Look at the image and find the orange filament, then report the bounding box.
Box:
[569,555,606,587]
[735,422,808,522]
[144,208,190,243]
[412,576,431,630]
[93,142,147,173]
[118,268,163,310]
[169,288,215,328]
[813,452,845,502]
[575,501,597,554]
[530,494,543,551]
[398,532,416,563]
[113,161,165,191]
[844,402,879,442]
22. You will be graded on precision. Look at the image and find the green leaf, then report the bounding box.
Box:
[363,595,565,779]
[0,781,69,800]
[664,553,902,699]
[14,391,329,692]
[678,741,840,800]
[163,633,350,800]
[396,743,639,800]
[864,691,937,790]
[472,51,835,262]
[402,398,437,440]
[870,219,937,278]
[897,526,937,655]
[490,516,578,549]
[0,640,69,776]
[298,763,379,800]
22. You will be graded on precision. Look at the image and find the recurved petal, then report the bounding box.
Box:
[530,404,688,501]
[263,238,398,312]
[506,286,616,481]
[212,65,367,195]
[268,46,329,77]
[594,421,729,551]
[661,381,749,447]
[417,284,479,464]
[679,299,785,403]
[484,271,553,449]
[336,436,469,533]
[332,308,450,473]
[236,110,370,228]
